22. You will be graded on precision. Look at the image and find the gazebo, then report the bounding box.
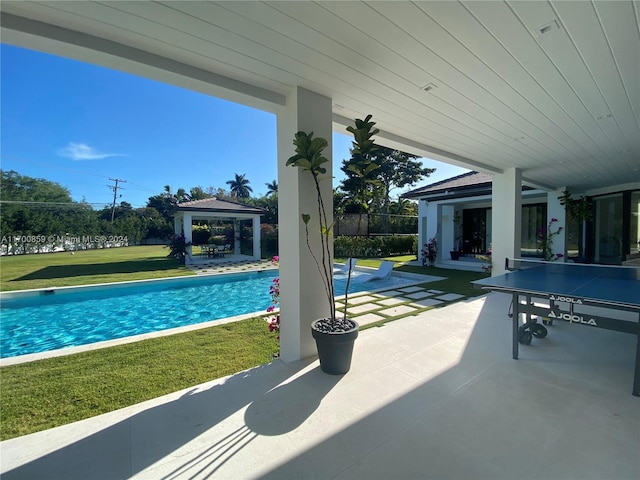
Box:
[172,197,267,264]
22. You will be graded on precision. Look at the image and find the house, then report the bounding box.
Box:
[404,171,640,268]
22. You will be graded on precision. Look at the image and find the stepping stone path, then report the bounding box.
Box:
[338,284,471,327]
[189,261,470,329]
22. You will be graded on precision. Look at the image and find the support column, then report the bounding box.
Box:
[492,169,522,275]
[183,213,193,264]
[233,220,241,254]
[252,216,261,260]
[174,216,182,235]
[441,204,455,260]
[277,87,333,363]
[547,188,567,261]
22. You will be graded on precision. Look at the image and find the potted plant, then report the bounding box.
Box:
[285,115,379,374]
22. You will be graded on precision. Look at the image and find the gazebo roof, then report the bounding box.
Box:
[173,197,267,216]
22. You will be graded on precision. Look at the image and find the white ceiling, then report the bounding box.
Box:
[2,1,639,192]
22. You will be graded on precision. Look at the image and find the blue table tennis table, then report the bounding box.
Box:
[473,259,640,396]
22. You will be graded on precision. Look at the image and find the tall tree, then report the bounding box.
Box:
[368,147,435,233]
[265,180,278,196]
[0,170,97,253]
[226,173,253,199]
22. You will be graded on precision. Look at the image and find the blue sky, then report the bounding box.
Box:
[1,44,469,208]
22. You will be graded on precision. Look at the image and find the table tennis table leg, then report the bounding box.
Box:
[512,293,519,360]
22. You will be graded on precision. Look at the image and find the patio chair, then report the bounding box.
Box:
[334,258,357,274]
[351,260,394,283]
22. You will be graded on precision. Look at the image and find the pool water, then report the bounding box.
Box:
[0,270,413,358]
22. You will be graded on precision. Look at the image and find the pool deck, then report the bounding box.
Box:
[2,292,638,479]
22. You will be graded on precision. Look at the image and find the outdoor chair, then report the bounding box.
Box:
[334,258,357,274]
[351,260,394,283]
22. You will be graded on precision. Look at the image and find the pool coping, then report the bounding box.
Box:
[1,269,433,366]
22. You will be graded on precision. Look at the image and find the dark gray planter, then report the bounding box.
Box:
[311,319,359,375]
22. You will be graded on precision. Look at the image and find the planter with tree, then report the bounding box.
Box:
[285,115,379,374]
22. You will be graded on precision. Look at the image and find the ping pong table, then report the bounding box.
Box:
[473,259,640,396]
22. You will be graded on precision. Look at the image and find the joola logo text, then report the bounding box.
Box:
[549,294,583,304]
[548,310,597,326]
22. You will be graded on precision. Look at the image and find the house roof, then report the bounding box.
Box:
[174,197,267,215]
[403,172,492,199]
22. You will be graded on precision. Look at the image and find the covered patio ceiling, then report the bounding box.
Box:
[1,1,638,193]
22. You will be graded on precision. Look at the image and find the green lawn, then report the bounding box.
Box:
[0,245,193,291]
[337,255,486,298]
[1,319,278,440]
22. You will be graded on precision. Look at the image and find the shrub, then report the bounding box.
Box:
[334,235,417,258]
[191,225,210,245]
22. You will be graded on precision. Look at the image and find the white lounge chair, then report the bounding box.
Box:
[351,261,394,283]
[334,258,357,274]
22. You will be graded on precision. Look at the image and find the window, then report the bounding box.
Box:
[629,191,639,256]
[521,204,546,257]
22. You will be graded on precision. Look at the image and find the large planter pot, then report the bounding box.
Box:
[450,250,461,260]
[311,319,359,375]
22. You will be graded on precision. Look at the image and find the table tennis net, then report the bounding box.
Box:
[506,258,640,280]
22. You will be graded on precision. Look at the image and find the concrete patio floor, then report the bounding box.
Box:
[1,292,638,479]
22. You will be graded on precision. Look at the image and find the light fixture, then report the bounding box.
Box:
[421,83,437,92]
[537,20,560,36]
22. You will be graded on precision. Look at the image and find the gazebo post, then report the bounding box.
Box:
[233,220,241,255]
[252,216,261,260]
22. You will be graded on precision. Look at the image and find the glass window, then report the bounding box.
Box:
[630,191,639,256]
[521,204,546,257]
[594,194,623,264]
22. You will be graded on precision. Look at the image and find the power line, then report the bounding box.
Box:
[108,178,127,223]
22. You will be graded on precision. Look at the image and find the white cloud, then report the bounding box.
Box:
[57,142,125,161]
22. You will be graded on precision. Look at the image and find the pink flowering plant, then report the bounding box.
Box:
[536,218,564,261]
[266,256,280,354]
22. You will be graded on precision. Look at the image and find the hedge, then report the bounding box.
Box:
[334,235,417,258]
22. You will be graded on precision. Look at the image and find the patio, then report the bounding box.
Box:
[2,292,637,479]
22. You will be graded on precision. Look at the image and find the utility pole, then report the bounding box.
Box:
[108,178,127,223]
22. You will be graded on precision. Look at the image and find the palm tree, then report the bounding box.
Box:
[265,180,278,196]
[226,173,253,199]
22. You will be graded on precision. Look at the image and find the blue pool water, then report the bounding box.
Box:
[0,270,414,358]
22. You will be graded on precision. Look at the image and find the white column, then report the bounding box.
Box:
[252,216,261,260]
[418,200,428,254]
[183,213,193,263]
[277,87,333,363]
[492,169,522,275]
[426,202,439,262]
[441,204,455,259]
[174,215,182,235]
[547,188,567,261]
[233,220,241,254]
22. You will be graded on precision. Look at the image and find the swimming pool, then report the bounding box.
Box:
[0,270,416,358]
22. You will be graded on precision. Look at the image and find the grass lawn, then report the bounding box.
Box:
[0,245,193,291]
[337,255,487,298]
[0,318,278,440]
